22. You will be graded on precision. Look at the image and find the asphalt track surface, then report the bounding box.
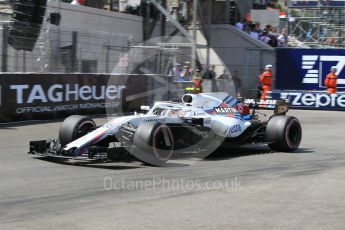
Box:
[1,110,345,230]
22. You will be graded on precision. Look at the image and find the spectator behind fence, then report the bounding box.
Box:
[232,70,242,97]
[184,61,193,76]
[192,68,202,93]
[235,19,289,47]
[250,25,260,40]
[257,68,264,99]
[180,65,192,81]
[173,63,182,80]
[202,65,216,80]
[218,68,230,79]
[278,29,289,47]
[260,30,271,44]
[268,27,278,47]
[235,19,244,31]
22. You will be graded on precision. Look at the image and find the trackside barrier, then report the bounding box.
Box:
[270,90,345,111]
[0,74,171,123]
[276,48,345,92]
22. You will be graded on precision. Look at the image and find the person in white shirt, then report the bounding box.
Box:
[250,26,259,40]
[235,21,244,31]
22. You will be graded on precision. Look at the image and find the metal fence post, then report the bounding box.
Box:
[105,45,109,73]
[2,24,8,72]
[72,31,78,72]
[225,0,230,23]
[23,51,27,72]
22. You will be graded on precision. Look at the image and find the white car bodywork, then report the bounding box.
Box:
[63,93,252,156]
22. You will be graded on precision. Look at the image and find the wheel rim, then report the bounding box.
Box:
[75,121,95,139]
[287,121,302,148]
[152,125,174,162]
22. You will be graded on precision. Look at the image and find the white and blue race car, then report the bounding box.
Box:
[29,92,302,166]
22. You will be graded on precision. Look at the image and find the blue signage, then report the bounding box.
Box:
[290,1,345,7]
[271,90,345,111]
[276,48,345,91]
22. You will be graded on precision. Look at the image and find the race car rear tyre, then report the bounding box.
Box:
[266,116,302,152]
[59,115,96,146]
[133,121,174,166]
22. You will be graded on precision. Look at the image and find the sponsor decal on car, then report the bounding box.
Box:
[143,118,166,122]
[229,124,242,134]
[214,107,237,114]
[203,118,212,127]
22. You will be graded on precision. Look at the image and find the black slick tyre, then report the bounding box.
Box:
[132,121,174,166]
[266,116,302,152]
[59,115,96,146]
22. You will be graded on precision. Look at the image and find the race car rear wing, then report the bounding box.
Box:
[243,99,289,116]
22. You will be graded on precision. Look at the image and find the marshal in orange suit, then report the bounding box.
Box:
[259,64,273,100]
[324,66,337,94]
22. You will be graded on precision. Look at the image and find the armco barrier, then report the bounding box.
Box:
[0,74,170,123]
[270,90,345,111]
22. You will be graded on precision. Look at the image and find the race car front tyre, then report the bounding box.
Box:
[59,115,96,146]
[266,116,302,152]
[133,121,174,165]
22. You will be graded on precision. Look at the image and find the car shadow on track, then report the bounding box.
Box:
[36,155,189,170]
[36,156,143,170]
[205,144,314,161]
[34,146,314,169]
[0,115,108,129]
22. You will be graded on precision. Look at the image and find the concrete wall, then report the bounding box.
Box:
[234,0,252,20]
[209,24,275,98]
[251,9,280,28]
[1,1,145,73]
[1,1,182,73]
[48,1,143,42]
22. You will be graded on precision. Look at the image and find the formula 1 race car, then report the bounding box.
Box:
[29,93,302,166]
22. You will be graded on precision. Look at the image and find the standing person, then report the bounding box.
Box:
[180,65,191,81]
[278,28,289,47]
[192,68,202,93]
[257,68,264,99]
[235,20,244,30]
[259,64,273,100]
[209,65,216,79]
[202,65,216,80]
[173,63,182,80]
[184,61,193,78]
[232,70,242,97]
[250,25,259,40]
[259,30,271,45]
[218,68,230,79]
[324,66,338,94]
